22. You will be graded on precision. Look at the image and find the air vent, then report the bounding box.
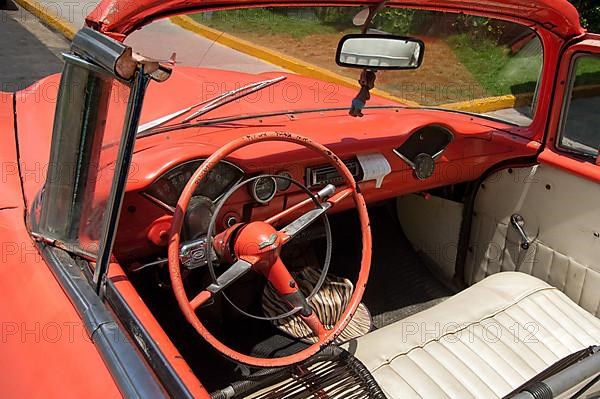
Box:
[394,125,453,162]
[305,159,362,188]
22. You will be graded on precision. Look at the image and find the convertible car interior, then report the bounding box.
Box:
[5,0,600,398]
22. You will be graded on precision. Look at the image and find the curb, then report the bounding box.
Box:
[441,94,520,114]
[13,0,76,41]
[170,15,420,107]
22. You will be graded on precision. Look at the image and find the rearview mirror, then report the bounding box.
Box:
[336,34,424,70]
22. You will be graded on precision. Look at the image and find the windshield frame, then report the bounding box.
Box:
[87,0,584,40]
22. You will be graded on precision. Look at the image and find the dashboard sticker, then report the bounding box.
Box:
[357,153,391,188]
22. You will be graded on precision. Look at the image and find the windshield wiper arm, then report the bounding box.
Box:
[137,75,287,135]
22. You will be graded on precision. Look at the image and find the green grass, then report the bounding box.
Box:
[447,34,543,97]
[573,56,600,86]
[191,8,346,39]
[192,9,600,103]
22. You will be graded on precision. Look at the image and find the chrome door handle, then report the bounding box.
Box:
[511,214,532,250]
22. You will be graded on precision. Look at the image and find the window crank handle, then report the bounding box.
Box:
[511,214,531,250]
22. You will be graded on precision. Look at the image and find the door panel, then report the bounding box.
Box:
[465,37,600,317]
[465,163,600,316]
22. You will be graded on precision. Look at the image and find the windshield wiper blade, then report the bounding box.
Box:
[182,75,287,123]
[136,98,214,134]
[137,75,287,135]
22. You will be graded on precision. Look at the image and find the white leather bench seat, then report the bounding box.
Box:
[345,272,600,398]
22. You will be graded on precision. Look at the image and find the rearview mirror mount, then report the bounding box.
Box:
[336,34,425,70]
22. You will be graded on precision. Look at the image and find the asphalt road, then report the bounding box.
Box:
[124,20,284,73]
[32,0,282,72]
[0,0,69,91]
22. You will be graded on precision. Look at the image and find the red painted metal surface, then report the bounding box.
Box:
[538,149,600,183]
[542,36,600,183]
[86,0,584,40]
[0,92,22,210]
[107,262,210,398]
[0,93,122,399]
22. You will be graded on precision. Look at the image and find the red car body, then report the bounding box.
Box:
[0,0,597,398]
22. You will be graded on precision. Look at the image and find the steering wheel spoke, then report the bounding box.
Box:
[260,258,299,296]
[274,184,355,245]
[189,290,213,310]
[265,184,339,227]
[262,258,329,340]
[327,186,354,205]
[301,312,328,340]
[190,259,253,310]
[279,202,331,243]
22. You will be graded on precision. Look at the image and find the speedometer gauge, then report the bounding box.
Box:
[250,176,277,204]
[144,159,244,210]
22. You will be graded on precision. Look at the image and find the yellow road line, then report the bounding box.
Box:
[441,91,541,114]
[13,0,76,41]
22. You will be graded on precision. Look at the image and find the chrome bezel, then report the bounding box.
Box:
[413,153,436,180]
[250,176,277,204]
[393,124,454,180]
[275,171,293,191]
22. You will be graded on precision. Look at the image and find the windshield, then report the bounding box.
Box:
[127,6,543,127]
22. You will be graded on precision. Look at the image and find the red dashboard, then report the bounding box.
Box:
[114,105,539,264]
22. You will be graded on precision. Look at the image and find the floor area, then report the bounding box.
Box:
[328,204,454,329]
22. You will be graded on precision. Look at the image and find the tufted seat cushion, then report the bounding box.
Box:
[344,272,600,398]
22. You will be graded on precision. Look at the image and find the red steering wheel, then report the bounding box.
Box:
[168,132,372,367]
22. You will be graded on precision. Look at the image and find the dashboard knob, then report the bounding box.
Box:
[147,216,173,246]
[224,213,239,228]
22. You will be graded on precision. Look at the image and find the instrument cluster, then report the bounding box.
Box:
[143,159,296,215]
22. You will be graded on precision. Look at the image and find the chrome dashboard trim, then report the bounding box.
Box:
[249,176,278,204]
[392,149,416,168]
[392,125,454,178]
[140,192,177,213]
[305,158,361,188]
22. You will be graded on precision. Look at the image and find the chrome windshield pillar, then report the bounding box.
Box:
[33,27,170,292]
[93,67,150,292]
